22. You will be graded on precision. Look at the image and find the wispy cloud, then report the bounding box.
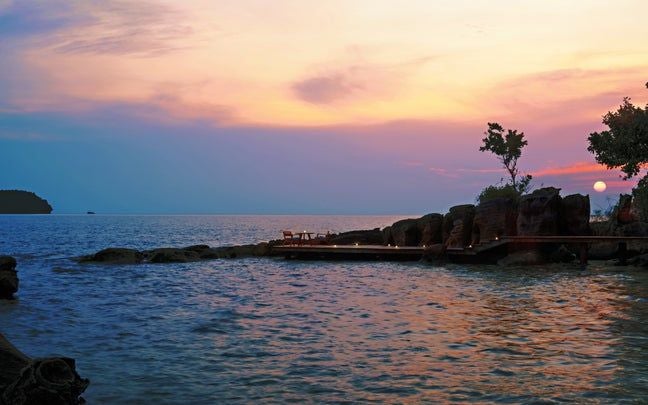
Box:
[291,56,434,105]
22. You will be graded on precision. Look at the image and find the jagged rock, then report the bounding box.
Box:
[79,248,143,264]
[497,250,546,266]
[146,248,200,263]
[328,229,383,245]
[443,205,475,248]
[472,198,516,244]
[0,256,18,299]
[517,187,562,236]
[560,194,591,235]
[0,334,88,405]
[420,214,444,246]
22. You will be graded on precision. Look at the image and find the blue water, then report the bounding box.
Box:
[1,215,648,403]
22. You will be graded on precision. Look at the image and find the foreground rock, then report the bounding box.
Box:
[0,334,88,404]
[0,256,18,299]
[79,242,281,264]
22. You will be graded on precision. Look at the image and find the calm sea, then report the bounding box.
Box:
[1,215,647,403]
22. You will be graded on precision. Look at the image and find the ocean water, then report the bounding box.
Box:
[1,215,648,403]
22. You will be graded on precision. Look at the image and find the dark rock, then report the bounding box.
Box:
[422,243,445,261]
[147,248,200,263]
[497,250,546,266]
[634,253,648,267]
[79,248,143,264]
[443,205,475,248]
[388,219,422,246]
[0,334,88,405]
[383,214,443,247]
[617,194,638,224]
[183,245,211,253]
[472,198,516,244]
[419,214,444,246]
[549,245,576,263]
[517,187,562,236]
[0,256,18,299]
[328,229,383,245]
[560,194,591,235]
[0,190,53,214]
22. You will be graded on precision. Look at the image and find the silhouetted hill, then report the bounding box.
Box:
[0,190,53,214]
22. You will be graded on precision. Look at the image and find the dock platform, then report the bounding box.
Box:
[273,236,648,263]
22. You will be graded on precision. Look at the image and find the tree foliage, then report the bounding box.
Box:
[479,122,532,195]
[476,184,521,205]
[587,97,648,180]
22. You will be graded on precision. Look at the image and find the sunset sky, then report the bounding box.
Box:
[1,0,647,213]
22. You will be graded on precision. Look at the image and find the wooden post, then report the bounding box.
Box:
[618,242,628,265]
[579,243,588,267]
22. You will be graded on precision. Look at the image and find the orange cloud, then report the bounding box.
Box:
[532,162,608,177]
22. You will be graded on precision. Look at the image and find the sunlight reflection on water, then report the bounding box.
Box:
[1,216,648,403]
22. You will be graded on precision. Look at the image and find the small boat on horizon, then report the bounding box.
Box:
[87,211,96,215]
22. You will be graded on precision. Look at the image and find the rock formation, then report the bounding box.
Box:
[0,190,52,214]
[472,198,517,244]
[517,187,562,236]
[327,229,383,245]
[443,205,475,248]
[0,256,18,299]
[0,334,88,405]
[79,242,280,264]
[560,194,591,235]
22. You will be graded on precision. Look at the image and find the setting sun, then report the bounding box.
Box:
[593,181,607,192]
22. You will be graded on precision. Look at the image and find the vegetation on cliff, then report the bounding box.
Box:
[477,122,532,204]
[0,190,52,214]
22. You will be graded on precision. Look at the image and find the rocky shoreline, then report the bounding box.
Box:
[1,257,89,404]
[77,188,648,267]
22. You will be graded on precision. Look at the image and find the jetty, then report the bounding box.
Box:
[273,236,648,265]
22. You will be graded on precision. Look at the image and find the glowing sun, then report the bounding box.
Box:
[593,181,607,192]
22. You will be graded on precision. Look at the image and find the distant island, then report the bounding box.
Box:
[0,190,53,214]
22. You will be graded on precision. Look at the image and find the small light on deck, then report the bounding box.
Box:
[395,245,399,249]
[387,244,391,247]
[355,242,359,246]
[423,245,426,248]
[334,245,338,247]
[468,244,473,248]
[495,236,499,241]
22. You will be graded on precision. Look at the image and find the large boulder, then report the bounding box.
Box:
[79,248,143,264]
[0,256,18,299]
[443,205,475,248]
[383,214,443,246]
[472,198,517,244]
[560,194,591,235]
[328,229,383,245]
[419,214,444,246]
[0,334,89,404]
[517,187,562,236]
[387,219,422,246]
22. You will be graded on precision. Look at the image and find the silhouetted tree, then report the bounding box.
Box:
[587,96,648,183]
[588,84,648,219]
[479,122,532,195]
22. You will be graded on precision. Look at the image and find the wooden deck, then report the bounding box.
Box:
[273,235,648,263]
